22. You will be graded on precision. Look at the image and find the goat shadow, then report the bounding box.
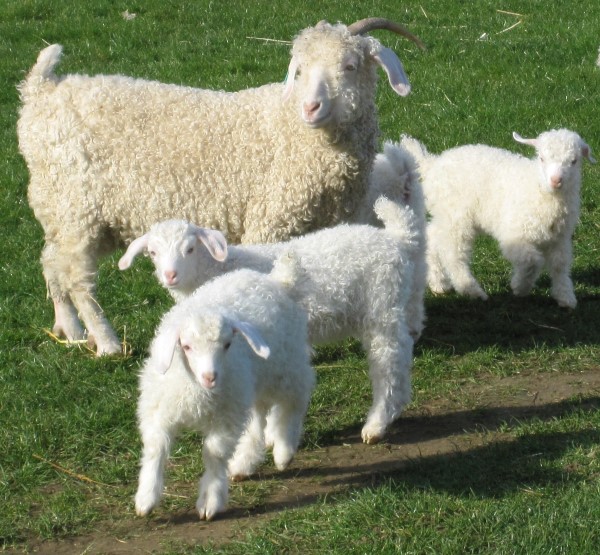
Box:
[419,270,600,356]
[272,395,599,502]
[311,265,600,366]
[164,394,600,525]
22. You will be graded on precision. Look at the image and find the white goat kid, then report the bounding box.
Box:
[120,198,419,444]
[402,129,595,307]
[135,259,314,520]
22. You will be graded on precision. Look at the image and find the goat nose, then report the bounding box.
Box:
[550,176,562,189]
[164,270,177,283]
[303,101,321,115]
[202,372,216,388]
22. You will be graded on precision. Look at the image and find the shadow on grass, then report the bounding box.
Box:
[311,425,600,501]
[157,394,600,525]
[572,266,600,289]
[312,268,600,366]
[420,287,600,356]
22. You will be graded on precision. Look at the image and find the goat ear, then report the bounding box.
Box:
[232,320,270,359]
[194,227,228,261]
[371,47,411,97]
[151,325,180,374]
[512,132,537,148]
[581,141,597,164]
[118,234,149,270]
[283,56,299,100]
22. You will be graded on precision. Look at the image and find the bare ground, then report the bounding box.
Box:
[19,368,600,555]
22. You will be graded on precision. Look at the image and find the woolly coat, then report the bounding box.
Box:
[401,130,594,306]
[16,20,405,354]
[126,198,419,443]
[18,28,381,249]
[411,140,582,250]
[150,201,420,346]
[139,267,313,433]
[136,266,314,518]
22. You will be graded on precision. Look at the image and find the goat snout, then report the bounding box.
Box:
[550,175,563,189]
[200,371,217,389]
[301,98,330,126]
[164,270,178,285]
[303,101,321,116]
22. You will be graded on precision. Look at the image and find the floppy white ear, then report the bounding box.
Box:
[151,324,180,374]
[282,56,299,100]
[581,141,596,164]
[232,320,270,359]
[372,47,411,97]
[194,227,228,261]
[118,234,149,270]
[512,132,538,148]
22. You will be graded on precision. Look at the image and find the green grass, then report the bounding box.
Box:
[1,0,600,552]
[218,409,600,555]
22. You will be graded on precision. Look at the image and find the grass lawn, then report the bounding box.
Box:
[1,1,599,553]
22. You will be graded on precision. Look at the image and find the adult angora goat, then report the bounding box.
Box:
[17,18,424,355]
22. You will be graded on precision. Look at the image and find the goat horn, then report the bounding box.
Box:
[347,17,426,50]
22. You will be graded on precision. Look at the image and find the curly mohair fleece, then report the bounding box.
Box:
[121,197,419,444]
[402,130,595,307]
[351,140,427,338]
[17,21,413,355]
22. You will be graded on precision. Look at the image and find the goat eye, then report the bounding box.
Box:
[224,341,231,351]
[187,246,194,254]
[181,344,191,352]
[571,159,577,165]
[345,63,357,72]
[149,250,156,258]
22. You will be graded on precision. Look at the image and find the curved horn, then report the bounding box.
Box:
[347,17,426,50]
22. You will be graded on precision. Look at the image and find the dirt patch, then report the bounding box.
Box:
[20,369,600,555]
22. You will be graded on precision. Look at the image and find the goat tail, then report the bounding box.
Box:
[398,134,434,176]
[270,250,305,291]
[374,196,419,254]
[18,44,63,100]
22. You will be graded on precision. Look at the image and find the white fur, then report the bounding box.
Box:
[351,140,428,339]
[17,19,421,356]
[402,129,596,307]
[121,198,420,444]
[135,257,314,521]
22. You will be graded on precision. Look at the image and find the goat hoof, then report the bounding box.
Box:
[362,434,382,445]
[361,426,384,444]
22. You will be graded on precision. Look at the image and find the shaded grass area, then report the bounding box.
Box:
[173,400,600,554]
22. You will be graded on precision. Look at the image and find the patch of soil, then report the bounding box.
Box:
[20,369,600,555]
